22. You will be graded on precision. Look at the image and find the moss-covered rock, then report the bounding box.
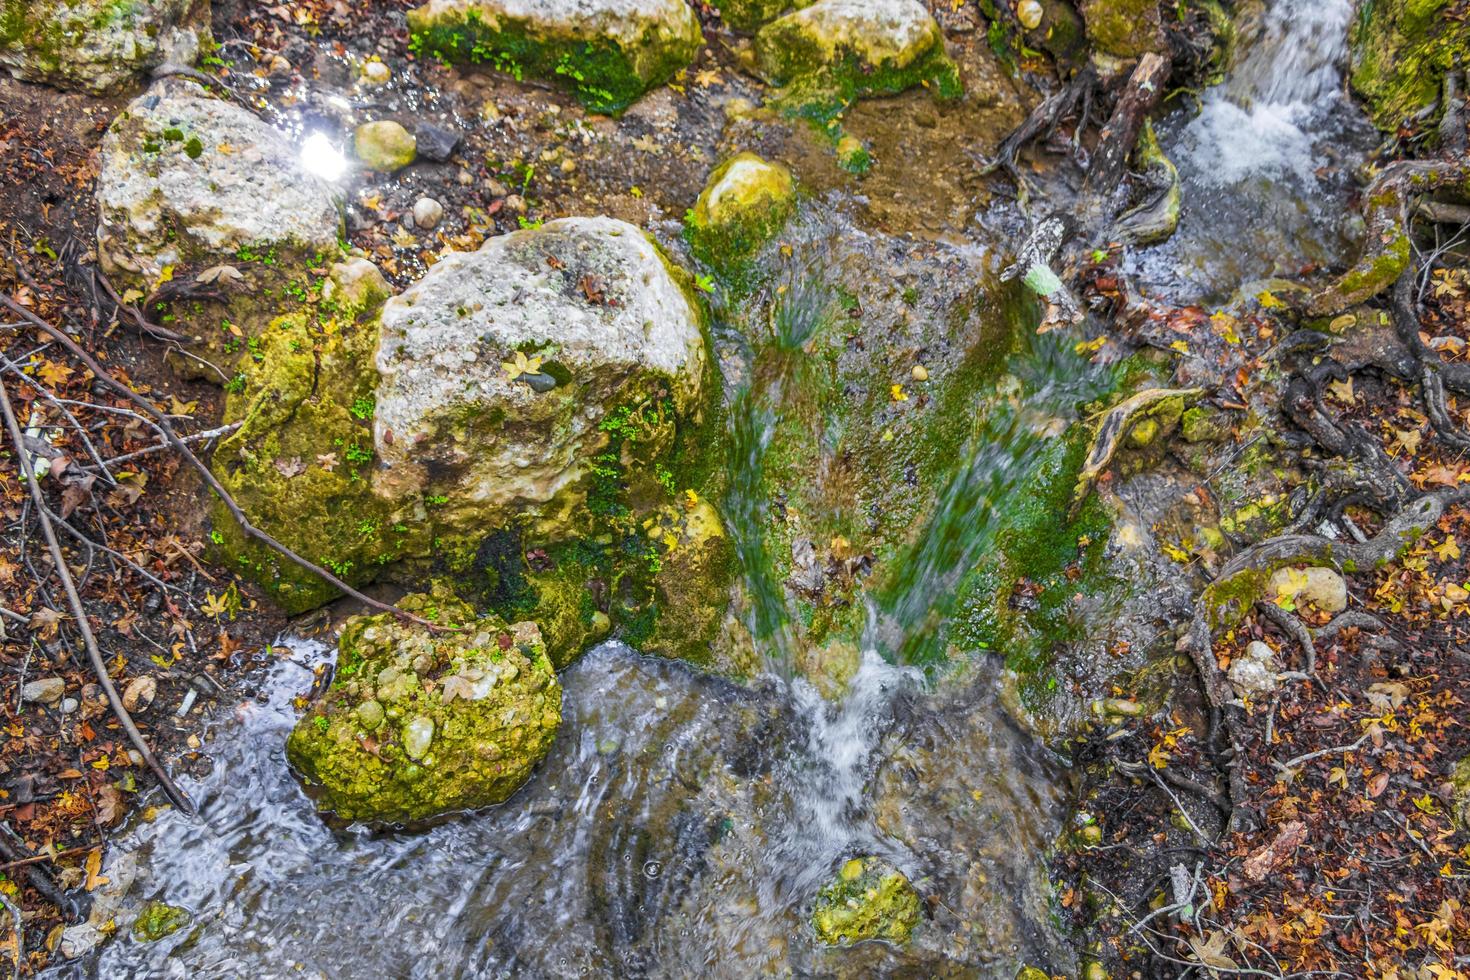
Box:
[354,120,417,172]
[810,856,921,946]
[131,900,191,943]
[686,152,797,275]
[210,259,424,614]
[1350,0,1470,131]
[0,0,210,93]
[406,0,703,114]
[286,591,561,825]
[1079,0,1164,61]
[712,0,795,31]
[753,0,961,119]
[1452,755,1470,833]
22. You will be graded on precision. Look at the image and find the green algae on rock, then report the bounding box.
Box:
[1350,0,1470,131]
[1078,0,1164,62]
[686,152,797,275]
[753,0,961,119]
[209,259,422,614]
[406,0,702,114]
[354,120,417,172]
[286,592,561,825]
[0,0,211,93]
[131,900,191,943]
[711,0,794,31]
[810,856,921,946]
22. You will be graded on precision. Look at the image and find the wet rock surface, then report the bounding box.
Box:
[286,591,562,824]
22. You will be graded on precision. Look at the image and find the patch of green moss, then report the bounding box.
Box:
[131,901,190,944]
[1351,0,1470,131]
[712,0,790,31]
[1079,0,1163,60]
[811,857,921,947]
[685,152,797,281]
[285,591,561,825]
[407,6,701,114]
[209,266,424,614]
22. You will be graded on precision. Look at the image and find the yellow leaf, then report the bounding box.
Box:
[1170,340,1189,354]
[91,755,110,771]
[1434,536,1460,561]
[890,384,908,402]
[152,264,175,291]
[1326,376,1354,403]
[1257,290,1286,309]
[84,848,108,891]
[683,489,699,510]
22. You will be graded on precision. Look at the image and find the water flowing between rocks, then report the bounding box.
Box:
[44,1,1388,976]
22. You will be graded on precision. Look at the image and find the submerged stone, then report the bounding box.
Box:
[406,0,703,114]
[810,856,921,946]
[373,216,707,536]
[96,79,343,286]
[131,901,191,943]
[753,0,961,116]
[286,593,561,825]
[686,152,797,274]
[0,0,210,94]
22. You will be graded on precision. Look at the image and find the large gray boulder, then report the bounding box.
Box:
[0,0,211,94]
[96,80,343,284]
[372,216,706,534]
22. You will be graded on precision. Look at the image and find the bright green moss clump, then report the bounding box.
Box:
[210,261,425,614]
[811,857,921,947]
[686,152,797,277]
[131,901,191,943]
[1351,0,1470,131]
[753,0,962,121]
[286,591,561,825]
[406,1,702,114]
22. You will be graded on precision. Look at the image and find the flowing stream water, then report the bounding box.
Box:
[49,2,1374,975]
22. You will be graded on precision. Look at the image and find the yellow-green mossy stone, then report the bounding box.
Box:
[354,120,417,172]
[753,0,961,115]
[1350,0,1470,131]
[131,901,191,943]
[406,0,703,114]
[687,152,796,272]
[810,856,921,946]
[286,592,562,825]
[1078,0,1164,61]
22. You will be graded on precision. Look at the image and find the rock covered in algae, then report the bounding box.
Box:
[130,900,191,943]
[286,592,561,824]
[1078,0,1164,62]
[208,259,424,615]
[1452,755,1470,833]
[710,0,793,31]
[810,857,921,946]
[406,0,703,114]
[686,152,797,273]
[372,216,707,536]
[354,120,417,172]
[1350,0,1470,131]
[753,0,961,115]
[96,79,343,285]
[0,0,211,94]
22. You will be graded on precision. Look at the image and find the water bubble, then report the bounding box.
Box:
[643,861,663,879]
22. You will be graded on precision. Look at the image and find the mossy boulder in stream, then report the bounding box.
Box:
[686,152,797,275]
[1078,0,1164,62]
[406,0,703,114]
[810,857,921,946]
[0,0,211,93]
[753,0,961,118]
[286,592,561,825]
[209,259,424,614]
[1350,0,1470,131]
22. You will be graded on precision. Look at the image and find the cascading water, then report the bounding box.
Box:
[1129,0,1375,302]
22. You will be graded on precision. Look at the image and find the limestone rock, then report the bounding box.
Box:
[21,676,64,705]
[354,120,417,172]
[810,856,921,946]
[413,196,445,229]
[285,593,561,825]
[1268,566,1348,615]
[686,152,796,272]
[372,216,706,534]
[753,0,960,112]
[1079,0,1164,61]
[406,0,703,114]
[96,80,343,285]
[0,0,210,93]
[1228,640,1277,698]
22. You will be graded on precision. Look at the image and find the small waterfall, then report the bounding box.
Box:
[1181,0,1357,187]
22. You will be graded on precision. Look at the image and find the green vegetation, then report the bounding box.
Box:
[811,857,921,947]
